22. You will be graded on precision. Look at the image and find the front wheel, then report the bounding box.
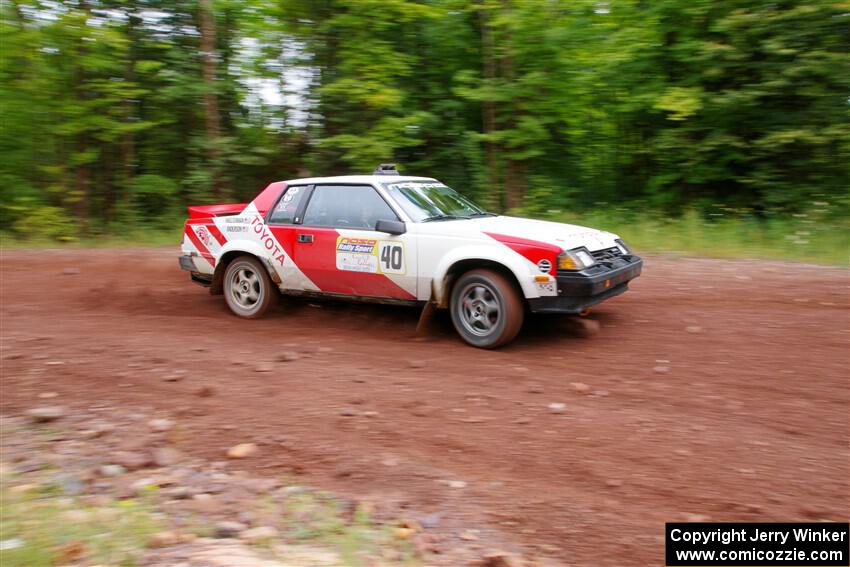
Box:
[450,269,524,348]
[223,256,278,318]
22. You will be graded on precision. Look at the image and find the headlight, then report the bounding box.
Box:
[557,248,595,270]
[574,249,595,266]
[615,238,631,255]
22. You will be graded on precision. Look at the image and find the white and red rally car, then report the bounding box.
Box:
[179,164,642,348]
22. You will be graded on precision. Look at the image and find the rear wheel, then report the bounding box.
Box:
[450,269,524,348]
[223,256,278,318]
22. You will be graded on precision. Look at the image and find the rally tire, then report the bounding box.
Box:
[450,269,524,349]
[223,256,278,319]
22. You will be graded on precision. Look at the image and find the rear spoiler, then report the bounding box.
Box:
[187,203,247,219]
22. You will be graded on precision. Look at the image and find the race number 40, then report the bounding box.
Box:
[379,242,405,275]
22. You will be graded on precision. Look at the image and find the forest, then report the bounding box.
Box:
[0,0,847,261]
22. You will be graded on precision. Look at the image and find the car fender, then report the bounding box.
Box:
[211,240,283,291]
[430,244,540,306]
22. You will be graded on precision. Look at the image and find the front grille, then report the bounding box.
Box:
[590,246,623,262]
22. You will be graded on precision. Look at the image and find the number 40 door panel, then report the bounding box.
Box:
[293,227,417,299]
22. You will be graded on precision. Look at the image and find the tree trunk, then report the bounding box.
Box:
[74,0,91,233]
[479,3,500,211]
[199,0,222,199]
[504,160,526,211]
[116,8,140,223]
[498,0,525,211]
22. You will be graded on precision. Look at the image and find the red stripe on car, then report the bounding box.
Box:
[484,232,561,275]
[185,226,216,267]
[206,223,227,246]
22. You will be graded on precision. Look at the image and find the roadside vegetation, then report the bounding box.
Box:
[547,204,850,266]
[1,1,847,263]
[0,486,161,567]
[3,203,847,266]
[0,415,421,567]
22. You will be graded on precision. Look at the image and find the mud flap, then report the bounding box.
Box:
[415,301,439,336]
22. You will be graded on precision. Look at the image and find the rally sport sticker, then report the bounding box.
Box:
[335,236,405,275]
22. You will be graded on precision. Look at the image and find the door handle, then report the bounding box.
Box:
[297,234,313,243]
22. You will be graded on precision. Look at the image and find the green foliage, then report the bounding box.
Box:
[125,174,179,224]
[527,202,850,266]
[9,205,78,242]
[281,491,419,566]
[0,487,160,567]
[0,0,846,254]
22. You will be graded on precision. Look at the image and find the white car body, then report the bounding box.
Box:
[179,172,642,345]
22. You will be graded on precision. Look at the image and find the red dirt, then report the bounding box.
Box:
[2,248,848,565]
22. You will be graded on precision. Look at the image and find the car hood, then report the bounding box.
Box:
[465,215,620,252]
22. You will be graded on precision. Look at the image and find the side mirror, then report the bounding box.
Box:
[375,219,406,235]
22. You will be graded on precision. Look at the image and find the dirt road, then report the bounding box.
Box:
[2,248,848,565]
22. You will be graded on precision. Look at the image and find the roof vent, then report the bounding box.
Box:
[373,163,399,176]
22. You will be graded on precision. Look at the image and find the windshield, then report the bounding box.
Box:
[384,180,490,222]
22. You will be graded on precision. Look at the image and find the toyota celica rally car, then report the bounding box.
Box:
[179,164,642,348]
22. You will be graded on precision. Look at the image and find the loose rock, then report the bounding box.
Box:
[149,531,181,548]
[152,447,182,467]
[163,371,186,382]
[239,526,278,542]
[216,520,248,538]
[476,550,518,567]
[226,443,258,459]
[113,451,152,471]
[570,382,591,394]
[148,418,175,432]
[99,464,126,477]
[130,477,158,494]
[547,402,567,414]
[196,385,216,398]
[276,351,299,363]
[26,406,66,423]
[0,538,25,551]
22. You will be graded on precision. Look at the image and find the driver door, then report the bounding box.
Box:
[293,184,417,300]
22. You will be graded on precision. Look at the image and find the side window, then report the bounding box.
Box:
[269,186,308,224]
[302,185,397,229]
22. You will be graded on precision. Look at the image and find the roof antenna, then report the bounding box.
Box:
[373,163,399,176]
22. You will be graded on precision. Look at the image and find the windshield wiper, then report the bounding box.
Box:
[468,211,497,217]
[421,214,469,222]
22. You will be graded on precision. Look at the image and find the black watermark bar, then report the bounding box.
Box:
[666,522,849,566]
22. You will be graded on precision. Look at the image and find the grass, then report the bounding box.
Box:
[0,486,160,567]
[0,409,422,567]
[540,208,850,266]
[280,491,418,566]
[0,224,184,249]
[2,208,847,265]
[0,445,418,567]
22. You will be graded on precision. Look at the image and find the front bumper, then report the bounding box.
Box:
[528,254,643,314]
